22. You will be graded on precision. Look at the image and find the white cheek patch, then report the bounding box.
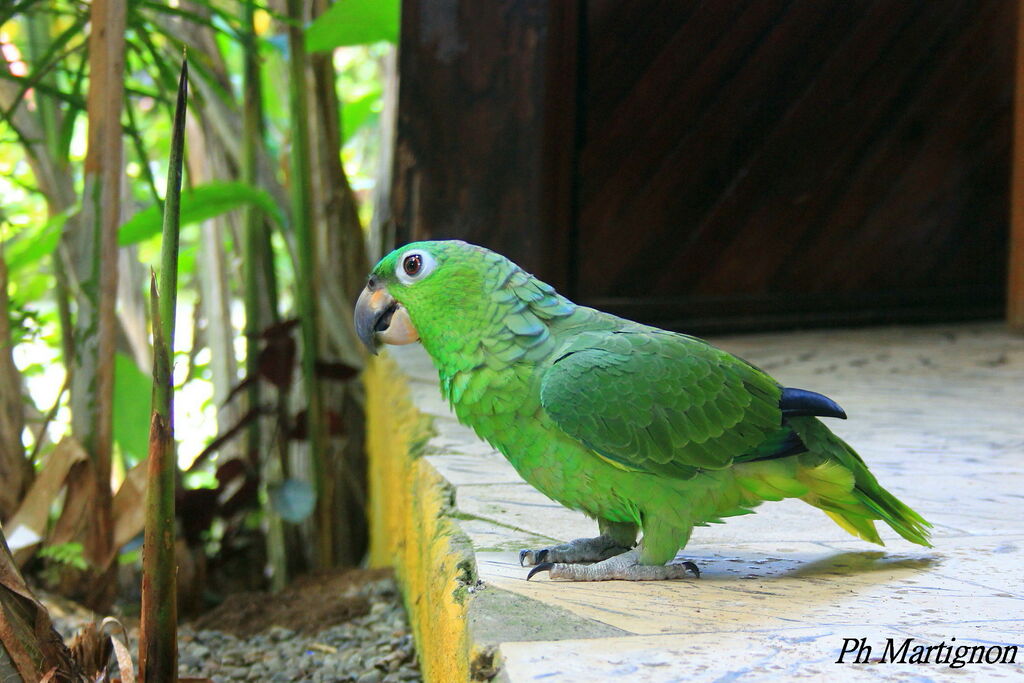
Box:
[378,305,419,345]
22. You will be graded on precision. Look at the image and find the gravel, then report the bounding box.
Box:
[50,576,421,682]
[180,577,420,682]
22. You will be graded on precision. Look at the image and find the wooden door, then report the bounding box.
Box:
[391,0,1015,333]
[573,0,1014,332]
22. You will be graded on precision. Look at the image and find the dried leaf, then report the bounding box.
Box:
[177,488,219,546]
[112,460,149,551]
[289,409,308,440]
[258,334,296,390]
[6,437,88,565]
[0,530,84,681]
[258,318,300,340]
[325,410,345,437]
[214,459,258,518]
[101,617,135,683]
[45,459,117,610]
[314,359,357,381]
[287,408,348,440]
[68,622,113,678]
[254,318,299,390]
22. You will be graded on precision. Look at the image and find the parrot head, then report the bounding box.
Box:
[354,240,498,355]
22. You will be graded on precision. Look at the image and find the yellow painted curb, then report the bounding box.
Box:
[364,354,495,682]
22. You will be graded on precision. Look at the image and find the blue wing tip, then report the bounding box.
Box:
[780,387,847,420]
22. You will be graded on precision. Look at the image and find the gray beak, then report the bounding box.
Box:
[354,284,395,355]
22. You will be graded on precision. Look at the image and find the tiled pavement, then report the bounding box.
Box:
[383,324,1024,682]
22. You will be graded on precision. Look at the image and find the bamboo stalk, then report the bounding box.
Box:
[242,0,264,491]
[25,9,62,177]
[139,57,187,683]
[0,253,31,521]
[308,13,371,565]
[286,0,332,569]
[55,0,126,611]
[242,0,289,588]
[22,11,78,373]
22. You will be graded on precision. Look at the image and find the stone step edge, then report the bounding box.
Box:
[364,353,499,682]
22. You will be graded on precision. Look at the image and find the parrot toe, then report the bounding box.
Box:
[518,535,632,566]
[523,550,701,581]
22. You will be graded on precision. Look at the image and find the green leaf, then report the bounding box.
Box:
[114,352,153,467]
[305,0,399,52]
[3,206,76,274]
[183,470,218,490]
[342,88,381,141]
[137,0,241,41]
[39,542,88,571]
[8,269,50,304]
[0,69,86,110]
[118,181,284,246]
[0,13,89,122]
[1,0,47,27]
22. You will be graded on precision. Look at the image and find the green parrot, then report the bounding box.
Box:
[354,241,932,581]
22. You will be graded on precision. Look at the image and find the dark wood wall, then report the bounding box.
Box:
[390,0,574,288]
[393,0,1014,333]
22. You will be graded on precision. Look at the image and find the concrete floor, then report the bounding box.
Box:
[390,323,1024,682]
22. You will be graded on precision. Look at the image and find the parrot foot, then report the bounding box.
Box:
[518,535,633,567]
[526,550,700,581]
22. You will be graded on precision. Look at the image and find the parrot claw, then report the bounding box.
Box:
[681,561,701,578]
[519,548,548,566]
[526,562,554,580]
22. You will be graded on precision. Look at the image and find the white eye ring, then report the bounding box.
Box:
[395,249,437,285]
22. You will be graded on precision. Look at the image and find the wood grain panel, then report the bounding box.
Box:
[1010,0,1024,332]
[390,0,1013,332]
[390,0,574,289]
[574,0,1013,330]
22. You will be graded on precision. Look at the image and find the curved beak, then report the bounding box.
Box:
[354,283,419,354]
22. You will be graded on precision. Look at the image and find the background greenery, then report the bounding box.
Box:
[0,0,397,608]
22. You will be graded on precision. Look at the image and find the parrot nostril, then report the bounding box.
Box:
[367,275,380,291]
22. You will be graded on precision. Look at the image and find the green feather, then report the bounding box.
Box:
[366,240,933,566]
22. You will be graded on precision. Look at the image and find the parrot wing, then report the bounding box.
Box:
[539,328,800,479]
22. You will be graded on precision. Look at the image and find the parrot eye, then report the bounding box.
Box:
[395,249,436,285]
[404,254,422,276]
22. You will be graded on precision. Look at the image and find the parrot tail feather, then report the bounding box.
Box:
[791,418,933,548]
[822,509,883,545]
[851,481,932,547]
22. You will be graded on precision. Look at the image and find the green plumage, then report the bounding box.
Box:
[368,241,931,566]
